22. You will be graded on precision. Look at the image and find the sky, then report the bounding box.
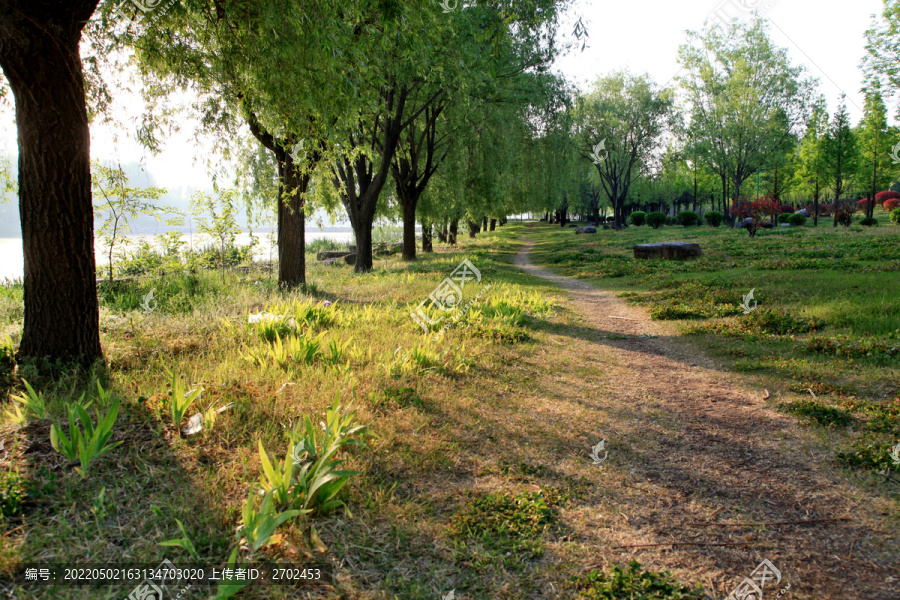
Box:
[0,0,890,194]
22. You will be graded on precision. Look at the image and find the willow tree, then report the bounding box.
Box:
[572,71,674,229]
[0,0,103,363]
[677,18,814,223]
[112,0,400,286]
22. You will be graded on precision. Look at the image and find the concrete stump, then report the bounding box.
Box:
[633,242,702,259]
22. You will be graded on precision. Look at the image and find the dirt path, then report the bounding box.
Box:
[512,238,898,599]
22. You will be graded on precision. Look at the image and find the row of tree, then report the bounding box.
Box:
[537,16,900,230]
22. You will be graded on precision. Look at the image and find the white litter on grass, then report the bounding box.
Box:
[182,402,235,436]
[276,382,296,395]
[248,312,297,328]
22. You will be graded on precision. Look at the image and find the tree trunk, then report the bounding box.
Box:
[421,220,433,252]
[276,156,307,288]
[352,218,374,272]
[0,0,102,363]
[468,220,479,238]
[813,180,819,227]
[399,185,417,261]
[499,216,507,226]
[489,218,496,231]
[482,216,488,231]
[448,220,458,245]
[437,223,447,243]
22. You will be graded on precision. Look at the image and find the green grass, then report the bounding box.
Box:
[527,213,900,476]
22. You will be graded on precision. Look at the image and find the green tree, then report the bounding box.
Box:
[856,81,893,219]
[92,162,171,282]
[677,18,814,223]
[797,96,829,226]
[191,189,242,282]
[573,71,674,229]
[821,96,860,226]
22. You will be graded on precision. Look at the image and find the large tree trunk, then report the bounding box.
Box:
[468,220,479,238]
[489,219,496,231]
[448,220,458,245]
[398,184,417,261]
[276,156,307,288]
[421,220,433,253]
[0,0,102,363]
[352,218,374,272]
[482,216,488,231]
[436,223,447,243]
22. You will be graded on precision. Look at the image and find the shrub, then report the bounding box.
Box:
[860,217,878,227]
[875,190,900,205]
[787,213,807,226]
[857,198,875,211]
[779,205,795,214]
[891,208,900,225]
[630,211,647,226]
[883,198,900,211]
[646,212,667,229]
[704,211,723,227]
[676,210,700,226]
[777,213,792,224]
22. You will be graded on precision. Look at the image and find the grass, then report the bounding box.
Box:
[2,216,899,598]
[528,212,900,480]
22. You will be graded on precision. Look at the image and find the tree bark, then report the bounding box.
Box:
[276,155,307,287]
[468,220,479,238]
[489,219,496,231]
[421,220,432,252]
[448,219,458,245]
[499,216,507,226]
[398,184,417,261]
[437,223,447,243]
[0,0,102,363]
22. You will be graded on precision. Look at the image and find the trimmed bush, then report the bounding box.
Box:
[646,212,667,229]
[630,211,647,226]
[891,208,900,225]
[676,210,700,226]
[875,190,900,205]
[860,217,878,227]
[777,213,791,224]
[704,211,723,227]
[883,198,900,211]
[787,213,807,226]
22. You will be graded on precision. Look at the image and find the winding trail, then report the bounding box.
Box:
[511,236,898,600]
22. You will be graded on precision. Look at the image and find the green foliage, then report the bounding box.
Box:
[50,398,123,478]
[837,439,898,472]
[158,518,200,560]
[859,217,878,226]
[782,400,854,427]
[891,208,900,225]
[191,189,242,282]
[0,471,28,518]
[675,210,699,226]
[6,379,48,424]
[245,332,326,370]
[630,211,647,226]
[573,561,706,599]
[165,371,204,434]
[92,161,172,282]
[805,335,899,359]
[704,211,723,227]
[787,213,807,226]
[743,308,817,335]
[777,213,792,223]
[451,489,560,556]
[646,212,667,229]
[283,398,369,514]
[240,488,304,551]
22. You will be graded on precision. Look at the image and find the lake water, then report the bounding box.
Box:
[0,228,355,281]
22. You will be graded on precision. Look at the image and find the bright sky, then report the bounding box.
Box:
[0,0,889,192]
